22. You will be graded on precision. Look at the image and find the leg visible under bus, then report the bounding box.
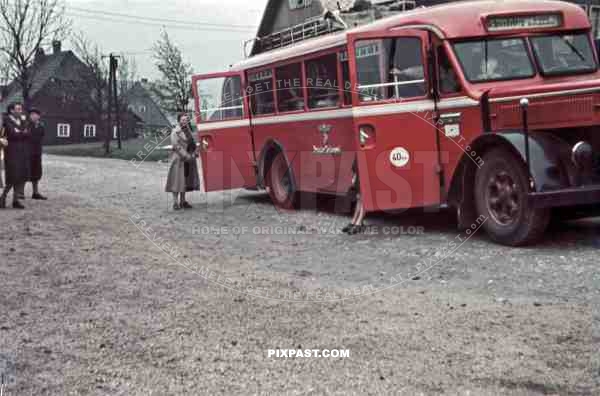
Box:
[342,165,367,234]
[343,192,366,235]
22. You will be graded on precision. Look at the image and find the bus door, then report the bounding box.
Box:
[433,38,482,202]
[193,72,256,192]
[348,29,441,212]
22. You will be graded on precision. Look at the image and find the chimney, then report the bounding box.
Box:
[34,47,45,64]
[52,40,62,54]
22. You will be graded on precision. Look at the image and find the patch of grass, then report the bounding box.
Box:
[44,140,169,162]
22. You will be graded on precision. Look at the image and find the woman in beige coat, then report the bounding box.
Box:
[165,113,200,210]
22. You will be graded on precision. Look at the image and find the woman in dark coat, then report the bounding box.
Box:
[27,108,47,200]
[0,102,31,209]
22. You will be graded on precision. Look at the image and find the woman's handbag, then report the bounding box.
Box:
[0,127,7,148]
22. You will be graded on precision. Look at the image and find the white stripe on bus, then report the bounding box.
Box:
[196,97,479,130]
[251,108,354,125]
[197,119,250,131]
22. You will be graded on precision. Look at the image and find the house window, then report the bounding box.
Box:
[83,124,96,138]
[113,126,118,139]
[139,105,147,113]
[57,123,70,138]
[289,0,312,10]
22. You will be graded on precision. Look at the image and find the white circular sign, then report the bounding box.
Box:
[389,147,410,168]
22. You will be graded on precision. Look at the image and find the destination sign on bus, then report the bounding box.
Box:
[486,13,563,32]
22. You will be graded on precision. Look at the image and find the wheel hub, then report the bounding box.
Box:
[486,171,520,226]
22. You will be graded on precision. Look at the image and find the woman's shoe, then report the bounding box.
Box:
[181,201,192,209]
[32,193,48,200]
[12,200,25,209]
[173,202,181,211]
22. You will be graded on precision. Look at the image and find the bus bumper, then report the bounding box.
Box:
[529,185,600,209]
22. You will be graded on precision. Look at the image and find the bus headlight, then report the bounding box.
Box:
[572,141,593,170]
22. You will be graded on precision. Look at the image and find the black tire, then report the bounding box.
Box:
[474,147,550,246]
[264,150,297,210]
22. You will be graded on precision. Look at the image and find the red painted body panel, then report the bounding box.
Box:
[251,111,355,194]
[352,104,441,211]
[198,126,256,192]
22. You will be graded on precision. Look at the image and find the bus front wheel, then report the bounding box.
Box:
[474,148,550,246]
[265,150,297,210]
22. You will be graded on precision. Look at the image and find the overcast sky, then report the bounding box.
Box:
[67,0,268,80]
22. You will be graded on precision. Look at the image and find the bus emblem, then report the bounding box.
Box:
[313,124,342,155]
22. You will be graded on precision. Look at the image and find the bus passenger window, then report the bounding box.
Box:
[340,51,352,105]
[437,46,460,94]
[275,63,305,112]
[355,38,426,102]
[249,69,275,115]
[197,76,244,122]
[306,53,340,109]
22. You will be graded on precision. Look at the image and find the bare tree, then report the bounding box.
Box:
[152,30,193,115]
[72,32,139,152]
[0,53,10,85]
[71,32,107,114]
[0,0,70,107]
[71,32,111,151]
[117,55,137,109]
[115,54,138,147]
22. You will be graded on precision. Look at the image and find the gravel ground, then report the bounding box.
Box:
[0,154,599,395]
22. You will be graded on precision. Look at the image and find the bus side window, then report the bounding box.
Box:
[437,46,461,95]
[275,62,305,112]
[249,69,275,115]
[340,50,352,106]
[197,76,244,122]
[355,37,425,102]
[305,53,340,109]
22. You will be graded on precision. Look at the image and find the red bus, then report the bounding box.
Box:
[192,0,600,246]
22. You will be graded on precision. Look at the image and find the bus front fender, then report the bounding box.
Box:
[448,131,576,228]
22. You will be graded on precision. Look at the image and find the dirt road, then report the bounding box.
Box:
[0,155,598,395]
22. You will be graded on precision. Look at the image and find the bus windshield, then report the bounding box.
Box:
[453,38,535,83]
[530,33,597,76]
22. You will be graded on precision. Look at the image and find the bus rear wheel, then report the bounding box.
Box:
[265,150,297,210]
[474,148,549,246]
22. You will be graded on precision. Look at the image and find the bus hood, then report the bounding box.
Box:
[475,78,600,131]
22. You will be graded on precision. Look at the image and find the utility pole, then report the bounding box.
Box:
[105,55,113,154]
[103,53,122,153]
[110,54,122,149]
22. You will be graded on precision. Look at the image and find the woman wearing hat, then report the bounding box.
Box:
[27,108,47,200]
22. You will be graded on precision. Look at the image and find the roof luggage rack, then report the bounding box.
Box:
[244,0,418,57]
[244,12,346,57]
